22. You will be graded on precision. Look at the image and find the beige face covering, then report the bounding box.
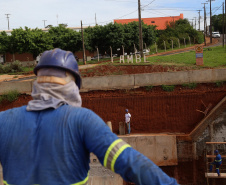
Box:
[27,68,81,111]
[36,68,75,85]
[37,72,75,85]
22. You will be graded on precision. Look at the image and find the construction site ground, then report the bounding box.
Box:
[0,37,225,184]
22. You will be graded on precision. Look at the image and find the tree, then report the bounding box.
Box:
[157,19,204,49]
[9,27,53,58]
[212,14,223,33]
[85,22,156,55]
[0,31,9,53]
[48,25,82,53]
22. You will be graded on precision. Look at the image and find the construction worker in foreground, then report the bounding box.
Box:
[209,149,222,176]
[0,49,178,185]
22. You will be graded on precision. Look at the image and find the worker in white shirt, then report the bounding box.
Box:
[125,109,131,134]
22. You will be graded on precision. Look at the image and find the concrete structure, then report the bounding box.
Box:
[81,68,226,91]
[114,14,184,30]
[89,135,177,185]
[1,68,226,95]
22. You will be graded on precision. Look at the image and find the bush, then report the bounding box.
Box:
[145,85,153,91]
[182,83,197,89]
[0,60,23,74]
[0,90,20,103]
[162,85,175,92]
[215,81,225,87]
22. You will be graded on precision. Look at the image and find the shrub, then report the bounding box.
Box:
[182,83,197,89]
[145,85,153,91]
[215,81,225,87]
[161,85,175,92]
[10,60,23,72]
[0,60,23,74]
[0,90,20,103]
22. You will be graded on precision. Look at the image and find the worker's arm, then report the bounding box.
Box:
[81,109,178,185]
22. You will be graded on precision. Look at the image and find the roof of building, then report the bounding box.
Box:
[114,13,184,30]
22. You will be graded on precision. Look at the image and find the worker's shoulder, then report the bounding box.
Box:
[0,105,27,115]
[59,105,96,117]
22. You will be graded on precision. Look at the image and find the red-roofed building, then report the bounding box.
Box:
[114,13,183,30]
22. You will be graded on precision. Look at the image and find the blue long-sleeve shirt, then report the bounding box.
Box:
[0,105,178,185]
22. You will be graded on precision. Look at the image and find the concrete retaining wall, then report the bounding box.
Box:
[82,68,226,91]
[1,68,226,94]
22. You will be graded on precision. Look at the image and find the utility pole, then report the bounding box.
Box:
[138,0,143,57]
[5,14,10,30]
[223,2,225,47]
[197,10,201,31]
[194,17,197,30]
[207,0,215,44]
[42,20,47,28]
[202,3,208,45]
[190,19,194,28]
[225,0,226,47]
[81,20,86,65]
[95,13,97,25]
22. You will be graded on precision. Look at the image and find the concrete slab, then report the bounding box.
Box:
[134,73,162,86]
[119,135,178,166]
[188,69,213,83]
[0,81,33,94]
[161,71,190,85]
[205,173,226,178]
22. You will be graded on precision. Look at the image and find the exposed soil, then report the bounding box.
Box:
[1,77,226,135]
[79,63,212,78]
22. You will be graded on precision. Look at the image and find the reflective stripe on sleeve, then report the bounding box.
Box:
[71,173,89,185]
[104,139,131,172]
[3,180,10,185]
[215,159,222,162]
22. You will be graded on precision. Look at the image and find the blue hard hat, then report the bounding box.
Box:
[34,48,81,89]
[214,150,219,154]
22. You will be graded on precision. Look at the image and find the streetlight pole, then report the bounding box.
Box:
[138,0,143,57]
[81,20,86,65]
[5,14,10,30]
[207,0,215,44]
[42,20,47,28]
[202,3,208,46]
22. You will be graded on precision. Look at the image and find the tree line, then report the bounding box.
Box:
[0,19,203,58]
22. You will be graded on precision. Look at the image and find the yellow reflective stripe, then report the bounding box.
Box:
[3,180,10,185]
[104,139,123,167]
[111,144,131,172]
[215,159,222,162]
[71,173,89,185]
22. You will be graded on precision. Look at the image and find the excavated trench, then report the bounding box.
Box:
[1,62,226,184]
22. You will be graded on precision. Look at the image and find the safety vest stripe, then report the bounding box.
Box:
[106,141,127,169]
[215,159,222,162]
[104,139,123,167]
[111,144,131,172]
[104,139,131,171]
[71,173,89,185]
[3,180,10,185]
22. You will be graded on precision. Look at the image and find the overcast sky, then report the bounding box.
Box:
[0,0,224,31]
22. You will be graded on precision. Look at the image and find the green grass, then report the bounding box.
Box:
[182,83,197,89]
[148,46,226,68]
[0,90,20,103]
[161,85,175,92]
[215,81,225,87]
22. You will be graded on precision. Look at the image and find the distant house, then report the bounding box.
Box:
[114,13,184,30]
